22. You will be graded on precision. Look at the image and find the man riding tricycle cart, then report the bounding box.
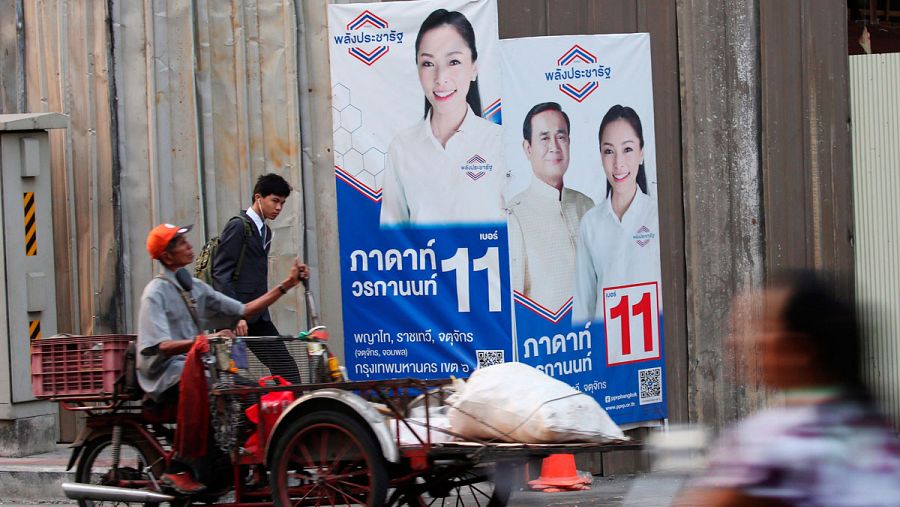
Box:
[29,223,634,506]
[33,332,636,507]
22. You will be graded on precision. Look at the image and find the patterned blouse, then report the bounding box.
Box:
[694,390,900,506]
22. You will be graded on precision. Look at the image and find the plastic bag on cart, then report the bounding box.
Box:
[242,375,295,459]
[387,416,456,445]
[447,362,626,443]
[385,383,460,445]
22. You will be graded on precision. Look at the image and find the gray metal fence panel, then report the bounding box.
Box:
[850,53,900,426]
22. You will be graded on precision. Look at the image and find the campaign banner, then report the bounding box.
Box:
[327,0,512,380]
[501,34,666,424]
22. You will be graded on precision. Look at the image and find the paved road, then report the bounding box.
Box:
[509,474,684,506]
[0,474,685,507]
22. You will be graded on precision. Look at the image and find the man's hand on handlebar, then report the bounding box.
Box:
[291,258,310,283]
[243,259,310,320]
[279,258,310,293]
[209,329,236,341]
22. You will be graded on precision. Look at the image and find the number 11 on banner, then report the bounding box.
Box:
[602,281,661,366]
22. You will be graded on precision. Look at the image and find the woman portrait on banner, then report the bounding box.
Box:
[379,8,507,227]
[572,105,661,323]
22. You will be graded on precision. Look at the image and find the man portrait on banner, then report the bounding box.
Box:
[507,102,594,311]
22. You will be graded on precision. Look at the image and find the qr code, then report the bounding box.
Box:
[476,350,504,369]
[638,367,662,405]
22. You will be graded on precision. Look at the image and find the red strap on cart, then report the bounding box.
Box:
[176,335,209,458]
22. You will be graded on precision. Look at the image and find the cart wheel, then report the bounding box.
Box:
[409,462,514,507]
[270,411,388,507]
[74,432,163,507]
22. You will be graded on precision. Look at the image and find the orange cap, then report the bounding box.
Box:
[146,223,192,260]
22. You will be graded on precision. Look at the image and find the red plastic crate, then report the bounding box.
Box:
[31,334,134,398]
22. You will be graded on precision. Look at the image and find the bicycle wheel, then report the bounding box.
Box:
[407,462,514,507]
[270,411,388,507]
[74,432,163,507]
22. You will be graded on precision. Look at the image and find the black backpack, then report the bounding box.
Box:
[194,216,253,287]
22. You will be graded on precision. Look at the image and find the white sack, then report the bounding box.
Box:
[447,362,626,443]
[387,416,455,445]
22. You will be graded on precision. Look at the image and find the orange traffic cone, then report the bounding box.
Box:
[527,454,591,492]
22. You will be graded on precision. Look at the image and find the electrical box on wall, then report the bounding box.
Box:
[0,113,67,455]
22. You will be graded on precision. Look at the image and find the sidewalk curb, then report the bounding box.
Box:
[0,445,73,502]
[0,468,72,501]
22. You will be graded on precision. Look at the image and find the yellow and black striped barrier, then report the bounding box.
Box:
[23,191,36,256]
[29,319,41,341]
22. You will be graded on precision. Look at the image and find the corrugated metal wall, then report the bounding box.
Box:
[22,0,120,336]
[849,53,900,424]
[112,0,307,332]
[17,0,308,337]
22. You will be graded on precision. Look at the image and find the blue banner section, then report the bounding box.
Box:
[337,177,513,380]
[514,305,666,424]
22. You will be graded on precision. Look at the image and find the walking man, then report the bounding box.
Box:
[212,173,301,383]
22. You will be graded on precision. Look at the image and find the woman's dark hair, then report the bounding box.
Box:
[415,9,482,118]
[773,270,866,395]
[598,105,647,197]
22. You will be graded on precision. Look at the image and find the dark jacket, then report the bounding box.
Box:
[211,211,271,323]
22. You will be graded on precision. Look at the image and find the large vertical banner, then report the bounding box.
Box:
[328,0,512,380]
[501,35,666,424]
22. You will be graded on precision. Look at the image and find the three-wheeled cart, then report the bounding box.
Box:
[31,334,639,506]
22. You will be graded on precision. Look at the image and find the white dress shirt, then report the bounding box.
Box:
[246,206,268,247]
[573,190,662,323]
[380,106,508,226]
[507,177,594,310]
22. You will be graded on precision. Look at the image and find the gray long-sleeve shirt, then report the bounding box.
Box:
[136,267,245,400]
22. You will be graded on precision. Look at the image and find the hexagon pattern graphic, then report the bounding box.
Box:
[332,84,351,111]
[333,128,352,156]
[343,149,364,177]
[332,83,386,194]
[332,107,341,132]
[363,148,386,176]
[340,105,362,132]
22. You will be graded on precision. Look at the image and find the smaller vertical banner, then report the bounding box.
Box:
[501,34,666,425]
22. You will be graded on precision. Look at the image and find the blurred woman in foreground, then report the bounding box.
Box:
[677,271,900,507]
